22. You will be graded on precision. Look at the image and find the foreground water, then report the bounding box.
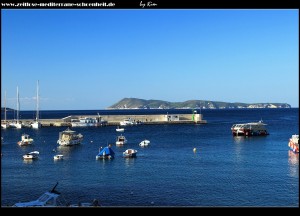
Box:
[1,108,299,207]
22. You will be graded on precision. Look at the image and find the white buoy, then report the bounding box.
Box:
[193,148,197,153]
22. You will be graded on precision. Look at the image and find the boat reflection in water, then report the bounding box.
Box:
[288,150,299,178]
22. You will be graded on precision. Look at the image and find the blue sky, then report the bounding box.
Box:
[1,9,299,110]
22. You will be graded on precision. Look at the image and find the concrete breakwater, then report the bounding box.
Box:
[6,114,207,127]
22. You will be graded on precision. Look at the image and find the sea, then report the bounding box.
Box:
[1,108,299,207]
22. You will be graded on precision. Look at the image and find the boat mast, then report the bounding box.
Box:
[17,86,20,124]
[36,80,39,121]
[4,90,7,123]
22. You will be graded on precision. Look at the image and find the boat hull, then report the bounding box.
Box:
[231,129,269,136]
[288,135,299,153]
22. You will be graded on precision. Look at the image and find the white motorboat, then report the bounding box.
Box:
[116,127,124,132]
[23,151,39,160]
[18,134,34,146]
[57,128,83,146]
[120,118,135,126]
[139,139,150,147]
[71,113,107,127]
[116,135,127,146]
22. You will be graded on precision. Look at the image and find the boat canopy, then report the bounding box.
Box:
[97,146,115,157]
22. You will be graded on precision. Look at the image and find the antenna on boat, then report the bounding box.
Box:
[50,182,60,194]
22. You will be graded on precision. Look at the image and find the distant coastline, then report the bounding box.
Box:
[108,98,292,109]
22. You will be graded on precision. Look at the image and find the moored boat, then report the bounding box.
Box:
[288,134,299,153]
[139,139,150,147]
[18,134,34,146]
[116,135,127,146]
[96,144,115,160]
[116,126,125,132]
[120,118,134,126]
[71,113,107,127]
[23,151,39,160]
[123,149,137,158]
[231,120,269,136]
[12,182,100,207]
[57,128,83,146]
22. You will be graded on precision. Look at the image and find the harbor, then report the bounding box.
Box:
[2,113,207,127]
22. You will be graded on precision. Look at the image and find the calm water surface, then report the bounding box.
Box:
[1,109,299,207]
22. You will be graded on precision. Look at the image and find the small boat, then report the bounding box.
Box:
[288,134,299,153]
[139,139,150,147]
[13,182,100,207]
[116,127,125,132]
[231,120,269,136]
[54,154,64,160]
[57,128,83,146]
[71,113,107,127]
[116,135,127,146]
[120,118,135,126]
[18,133,34,146]
[23,151,39,160]
[123,149,137,158]
[96,145,115,160]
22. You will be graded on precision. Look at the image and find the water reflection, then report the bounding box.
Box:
[124,157,136,167]
[23,159,33,164]
[57,145,78,158]
[232,136,246,144]
[288,150,299,178]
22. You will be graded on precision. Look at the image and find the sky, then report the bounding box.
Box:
[1,9,299,110]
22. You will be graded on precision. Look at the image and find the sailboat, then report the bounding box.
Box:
[9,86,22,129]
[1,91,9,129]
[31,80,41,129]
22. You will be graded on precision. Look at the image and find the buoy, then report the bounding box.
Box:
[193,148,197,153]
[91,140,93,143]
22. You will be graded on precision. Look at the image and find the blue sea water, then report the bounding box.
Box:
[1,108,299,207]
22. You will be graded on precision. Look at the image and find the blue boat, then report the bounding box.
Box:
[96,145,115,160]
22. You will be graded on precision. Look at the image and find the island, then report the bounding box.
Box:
[108,98,291,109]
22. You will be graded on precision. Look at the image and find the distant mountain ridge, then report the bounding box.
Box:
[108,98,291,109]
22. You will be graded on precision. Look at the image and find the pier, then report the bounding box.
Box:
[3,114,207,127]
